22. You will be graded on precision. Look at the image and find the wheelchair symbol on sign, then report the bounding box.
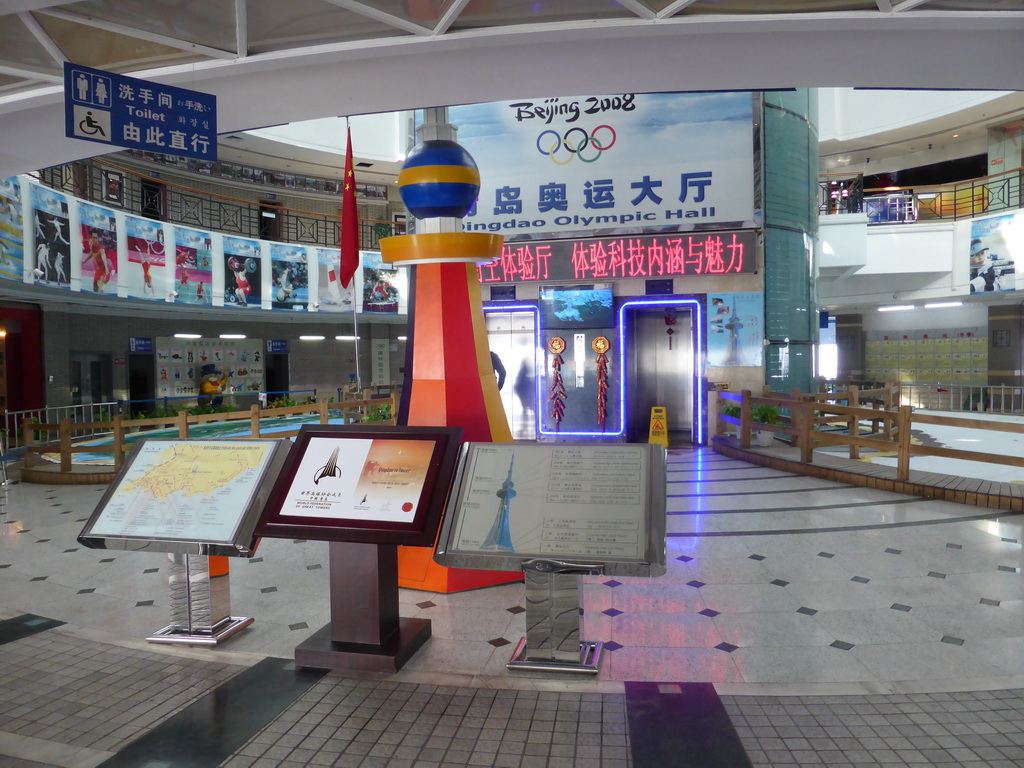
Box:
[78,111,106,137]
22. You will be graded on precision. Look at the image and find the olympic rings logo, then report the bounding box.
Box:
[536,125,616,165]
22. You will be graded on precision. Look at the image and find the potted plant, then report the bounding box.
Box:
[719,404,740,435]
[751,404,780,447]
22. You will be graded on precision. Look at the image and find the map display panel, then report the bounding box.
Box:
[449,444,650,561]
[86,440,280,543]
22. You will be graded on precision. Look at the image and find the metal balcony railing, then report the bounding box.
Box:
[36,159,405,250]
[819,166,1024,225]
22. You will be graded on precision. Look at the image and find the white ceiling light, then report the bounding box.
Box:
[877,305,915,312]
[923,301,963,309]
[173,333,202,338]
[219,333,247,339]
[334,335,360,341]
[299,335,325,341]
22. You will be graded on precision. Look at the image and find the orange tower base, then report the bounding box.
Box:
[382,236,523,593]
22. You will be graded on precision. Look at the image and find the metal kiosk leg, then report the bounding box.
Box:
[147,553,253,645]
[508,558,604,674]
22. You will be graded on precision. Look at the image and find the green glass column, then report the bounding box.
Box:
[762,90,818,393]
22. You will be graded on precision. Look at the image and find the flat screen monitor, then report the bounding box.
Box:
[538,283,615,329]
[255,425,463,546]
[78,438,291,556]
[435,442,666,576]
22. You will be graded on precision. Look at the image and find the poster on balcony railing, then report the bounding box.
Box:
[223,236,262,308]
[32,185,71,290]
[78,202,118,295]
[969,214,1019,293]
[270,243,309,311]
[0,177,24,282]
[124,215,166,300]
[706,291,763,367]
[361,250,405,315]
[172,225,213,305]
[314,246,356,312]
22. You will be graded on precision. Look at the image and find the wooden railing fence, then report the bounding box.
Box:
[714,385,1024,482]
[22,396,396,474]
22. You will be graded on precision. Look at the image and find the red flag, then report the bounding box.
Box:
[339,125,359,289]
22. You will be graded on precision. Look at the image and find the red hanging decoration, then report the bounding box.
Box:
[547,337,567,431]
[593,336,610,432]
[665,313,677,350]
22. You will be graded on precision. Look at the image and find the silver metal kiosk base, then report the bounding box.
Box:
[507,637,603,674]
[147,615,254,646]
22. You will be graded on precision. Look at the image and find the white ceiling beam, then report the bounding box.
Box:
[0,60,63,83]
[657,0,702,19]
[36,8,238,59]
[18,11,67,65]
[320,0,431,36]
[616,0,657,22]
[892,0,933,11]
[875,0,894,12]
[432,0,472,36]
[235,0,247,57]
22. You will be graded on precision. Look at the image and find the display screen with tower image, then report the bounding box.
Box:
[435,442,667,577]
[256,425,463,546]
[706,291,764,367]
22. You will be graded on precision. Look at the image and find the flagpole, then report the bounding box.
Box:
[343,117,362,394]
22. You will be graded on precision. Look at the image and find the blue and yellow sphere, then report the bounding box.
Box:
[398,139,480,220]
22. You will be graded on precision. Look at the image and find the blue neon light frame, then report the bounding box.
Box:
[484,298,705,443]
[482,303,542,438]
[618,298,705,445]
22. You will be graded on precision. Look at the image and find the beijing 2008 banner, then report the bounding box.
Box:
[448,92,756,241]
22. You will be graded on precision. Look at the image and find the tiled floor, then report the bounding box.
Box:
[1,446,1023,767]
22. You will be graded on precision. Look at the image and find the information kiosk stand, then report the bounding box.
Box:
[435,442,666,674]
[78,438,291,645]
[256,425,462,673]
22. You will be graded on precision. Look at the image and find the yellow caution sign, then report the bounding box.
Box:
[648,406,669,447]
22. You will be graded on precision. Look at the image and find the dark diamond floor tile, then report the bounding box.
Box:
[506,605,526,614]
[941,636,965,646]
[796,607,818,616]
[686,580,705,588]
[417,601,436,609]
[260,586,278,594]
[851,576,870,583]
[604,641,624,652]
[946,543,963,549]
[602,608,624,617]
[980,598,1000,607]
[748,554,766,561]
[770,579,789,587]
[698,609,720,618]
[289,622,309,631]
[817,552,835,558]
[884,548,901,555]
[891,603,912,612]
[604,579,623,588]
[928,571,946,579]
[715,642,738,653]
[136,600,154,607]
[830,640,854,651]
[487,638,511,648]
[676,555,694,563]
[305,564,322,570]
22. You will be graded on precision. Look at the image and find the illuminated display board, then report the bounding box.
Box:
[435,442,667,576]
[476,230,756,285]
[257,425,462,546]
[78,439,290,556]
